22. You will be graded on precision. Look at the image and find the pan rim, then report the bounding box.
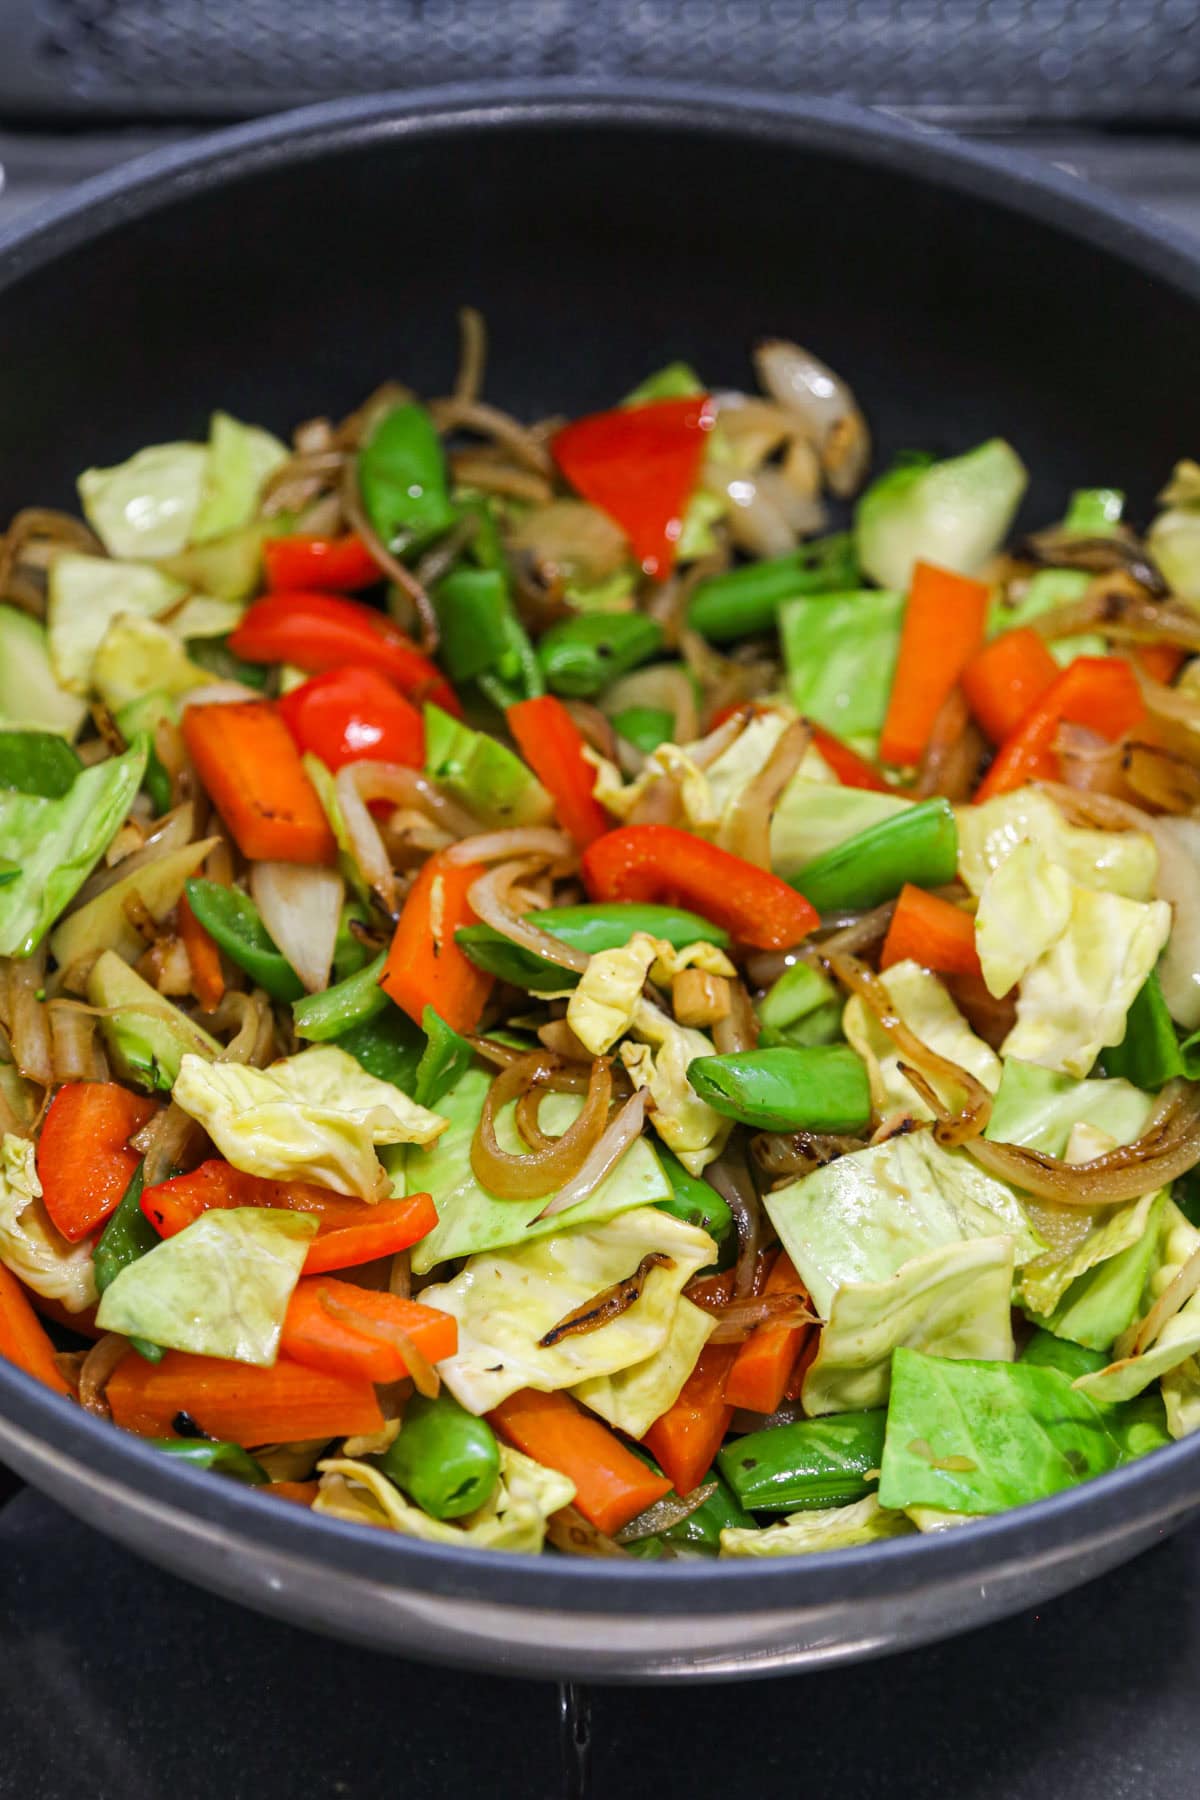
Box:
[1,78,1198,1614]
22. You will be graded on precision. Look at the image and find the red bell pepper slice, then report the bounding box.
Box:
[552,396,715,580]
[278,666,425,772]
[229,592,461,717]
[37,1082,158,1242]
[975,654,1145,802]
[263,533,381,593]
[810,724,892,793]
[506,695,609,847]
[581,824,818,951]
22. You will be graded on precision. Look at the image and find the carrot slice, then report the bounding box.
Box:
[490,1388,670,1535]
[879,561,990,768]
[960,627,1058,746]
[0,1263,71,1395]
[182,699,336,864]
[380,853,494,1034]
[177,890,226,1012]
[642,1344,738,1497]
[723,1253,812,1417]
[880,883,982,978]
[279,1277,457,1384]
[107,1350,383,1446]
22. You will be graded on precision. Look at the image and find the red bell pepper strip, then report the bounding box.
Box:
[552,396,715,579]
[880,883,982,977]
[490,1388,671,1535]
[182,700,337,865]
[810,724,892,792]
[279,1276,458,1384]
[722,1252,812,1417]
[139,1160,437,1275]
[506,695,610,847]
[974,655,1146,802]
[37,1082,158,1242]
[263,533,382,593]
[229,592,461,717]
[380,852,494,1034]
[0,1263,72,1395]
[879,562,990,768]
[581,825,819,951]
[106,1350,384,1446]
[642,1344,738,1497]
[960,627,1059,746]
[177,889,226,1013]
[278,666,425,772]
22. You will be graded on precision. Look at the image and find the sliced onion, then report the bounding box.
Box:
[827,949,992,1145]
[707,465,797,558]
[47,1002,103,1082]
[78,1333,130,1418]
[545,1504,635,1558]
[1120,1241,1200,1362]
[444,826,568,867]
[705,1149,763,1298]
[534,1088,649,1220]
[6,947,51,1087]
[968,1079,1200,1206]
[471,1054,612,1199]
[508,498,629,583]
[750,1129,866,1179]
[712,981,760,1056]
[752,339,871,496]
[68,803,195,913]
[914,689,985,802]
[1033,577,1200,651]
[466,859,590,973]
[1124,741,1200,813]
[816,903,897,958]
[182,680,263,708]
[428,396,554,477]
[1056,720,1127,797]
[615,1482,719,1543]
[453,304,487,405]
[721,717,811,869]
[250,860,344,995]
[335,761,475,913]
[704,1294,815,1344]
[1023,529,1166,595]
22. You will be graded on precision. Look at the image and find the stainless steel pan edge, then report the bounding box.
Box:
[0,83,1199,1679]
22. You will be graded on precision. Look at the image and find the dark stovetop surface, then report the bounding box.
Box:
[2,1482,1199,1800]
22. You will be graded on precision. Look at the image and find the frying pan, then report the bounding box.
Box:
[0,84,1198,1683]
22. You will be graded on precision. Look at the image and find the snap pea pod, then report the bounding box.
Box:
[756,961,844,1050]
[687,1046,871,1133]
[294,953,389,1042]
[625,1446,753,1553]
[183,879,304,1003]
[142,740,173,817]
[456,900,730,991]
[654,1147,735,1269]
[332,903,373,981]
[358,402,457,555]
[717,1412,887,1513]
[432,567,541,701]
[792,798,957,914]
[686,533,859,642]
[378,1392,501,1520]
[412,1006,473,1110]
[537,613,663,698]
[456,493,507,572]
[149,1439,269,1484]
[93,1162,163,1364]
[334,1007,425,1090]
[611,705,675,755]
[0,730,82,799]
[477,611,545,709]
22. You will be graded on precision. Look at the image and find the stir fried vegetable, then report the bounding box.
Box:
[1,323,1198,1564]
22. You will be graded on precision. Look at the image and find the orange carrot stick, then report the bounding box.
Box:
[107,1349,384,1446]
[380,852,494,1034]
[642,1344,738,1497]
[880,883,982,978]
[182,700,336,864]
[177,889,226,1012]
[0,1264,71,1395]
[723,1253,812,1417]
[490,1388,671,1534]
[279,1277,457,1384]
[879,561,990,768]
[960,627,1059,746]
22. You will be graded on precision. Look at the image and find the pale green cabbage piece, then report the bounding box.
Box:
[976,842,1072,999]
[572,1294,714,1436]
[1000,881,1170,1077]
[989,569,1104,664]
[91,615,212,711]
[172,1045,447,1200]
[1161,1356,1200,1439]
[0,741,145,957]
[764,1130,1042,1319]
[1027,1192,1166,1351]
[854,439,1027,591]
[841,960,1000,1120]
[406,1070,671,1276]
[314,1446,574,1553]
[984,1057,1153,1157]
[720,1493,914,1558]
[802,1236,1015,1416]
[79,442,210,559]
[95,1206,316,1364]
[566,932,734,1057]
[190,412,288,543]
[956,788,1157,901]
[1148,459,1200,604]
[619,1000,731,1174]
[0,1133,96,1312]
[1074,1206,1200,1404]
[47,552,187,693]
[420,1207,716,1416]
[770,782,909,877]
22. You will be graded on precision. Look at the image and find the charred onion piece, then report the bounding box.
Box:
[538,1251,674,1348]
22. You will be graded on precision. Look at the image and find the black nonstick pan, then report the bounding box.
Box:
[0,84,1198,1681]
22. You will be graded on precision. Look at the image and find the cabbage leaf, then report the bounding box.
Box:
[420,1207,716,1415]
[0,1133,96,1312]
[314,1445,574,1553]
[719,1493,914,1558]
[619,1001,731,1174]
[572,1294,714,1436]
[841,960,1000,1120]
[0,742,145,957]
[95,1206,316,1364]
[172,1044,447,1200]
[47,552,188,694]
[566,931,735,1057]
[1074,1205,1200,1404]
[956,788,1157,902]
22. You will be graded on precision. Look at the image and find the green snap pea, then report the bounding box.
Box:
[433,568,519,685]
[611,705,675,755]
[1063,487,1124,535]
[717,1412,887,1513]
[756,961,845,1051]
[626,1445,752,1553]
[654,1147,735,1269]
[0,730,82,799]
[456,493,507,573]
[93,1162,163,1364]
[412,1006,473,1109]
[143,740,173,817]
[359,402,457,555]
[183,879,304,1003]
[456,901,730,992]
[477,611,544,708]
[378,1391,501,1520]
[334,1007,425,1090]
[332,903,373,982]
[294,953,389,1042]
[687,1045,871,1133]
[792,797,957,914]
[149,1439,269,1483]
[686,533,859,642]
[537,612,663,698]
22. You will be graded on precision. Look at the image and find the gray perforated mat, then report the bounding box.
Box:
[0,0,1198,123]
